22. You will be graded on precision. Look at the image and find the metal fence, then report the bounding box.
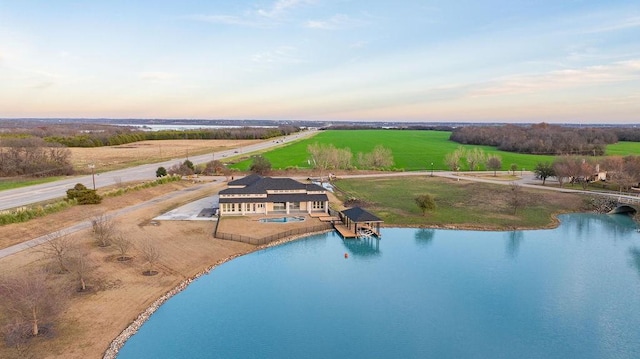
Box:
[215,223,333,245]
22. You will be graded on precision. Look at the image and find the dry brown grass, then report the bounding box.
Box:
[69,139,260,173]
[0,181,256,359]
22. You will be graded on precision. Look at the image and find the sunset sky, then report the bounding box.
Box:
[0,0,639,123]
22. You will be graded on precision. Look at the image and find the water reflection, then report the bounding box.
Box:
[629,247,640,278]
[505,230,523,259]
[560,213,637,240]
[341,237,380,257]
[414,228,435,246]
[119,214,640,359]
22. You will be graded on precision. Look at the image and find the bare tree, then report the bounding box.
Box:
[444,147,464,172]
[360,145,394,168]
[2,319,36,359]
[65,248,92,292]
[112,234,133,261]
[35,231,73,273]
[552,159,570,187]
[508,182,526,215]
[0,270,66,337]
[603,155,640,193]
[335,147,353,170]
[92,213,116,247]
[576,159,595,190]
[139,239,161,276]
[466,148,486,171]
[485,155,502,176]
[308,143,353,180]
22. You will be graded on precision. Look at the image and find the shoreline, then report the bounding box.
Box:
[101,211,582,358]
[102,229,332,359]
[103,209,603,357]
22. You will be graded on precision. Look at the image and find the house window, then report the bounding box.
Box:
[312,201,324,210]
[273,202,286,211]
[222,203,236,213]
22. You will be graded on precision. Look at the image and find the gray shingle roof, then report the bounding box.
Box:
[342,207,382,222]
[219,175,328,205]
[219,193,328,203]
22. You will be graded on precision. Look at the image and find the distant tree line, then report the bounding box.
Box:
[613,127,640,142]
[0,138,74,177]
[44,126,300,147]
[449,123,618,155]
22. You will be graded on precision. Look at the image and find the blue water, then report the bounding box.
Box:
[118,214,640,359]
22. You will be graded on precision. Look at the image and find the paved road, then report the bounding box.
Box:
[0,182,216,259]
[0,130,317,211]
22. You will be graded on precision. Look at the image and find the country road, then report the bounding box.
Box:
[0,130,317,212]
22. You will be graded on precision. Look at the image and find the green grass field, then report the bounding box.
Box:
[230,130,556,171]
[333,176,587,229]
[0,177,61,191]
[605,141,640,156]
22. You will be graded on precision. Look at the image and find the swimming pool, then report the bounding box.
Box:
[259,216,306,223]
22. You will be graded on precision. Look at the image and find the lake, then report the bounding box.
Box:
[118,214,640,359]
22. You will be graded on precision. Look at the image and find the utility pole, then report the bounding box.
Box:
[88,164,96,190]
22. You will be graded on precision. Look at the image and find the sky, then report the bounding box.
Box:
[0,0,639,123]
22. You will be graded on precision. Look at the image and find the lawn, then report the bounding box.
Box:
[605,141,640,156]
[332,176,587,230]
[230,129,557,171]
[0,177,61,191]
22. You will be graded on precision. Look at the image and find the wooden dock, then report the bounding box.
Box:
[334,224,357,238]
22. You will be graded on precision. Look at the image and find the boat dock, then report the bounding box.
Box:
[334,223,358,238]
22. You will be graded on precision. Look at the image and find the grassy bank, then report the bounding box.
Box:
[333,176,588,230]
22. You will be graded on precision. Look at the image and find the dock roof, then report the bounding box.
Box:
[341,207,382,223]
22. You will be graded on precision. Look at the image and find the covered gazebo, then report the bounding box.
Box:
[339,207,383,238]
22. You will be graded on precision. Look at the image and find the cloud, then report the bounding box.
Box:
[188,14,260,27]
[256,0,315,19]
[306,14,367,30]
[188,0,316,28]
[470,60,640,97]
[584,15,640,34]
[250,46,303,67]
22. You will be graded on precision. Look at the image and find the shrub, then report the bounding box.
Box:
[156,166,167,177]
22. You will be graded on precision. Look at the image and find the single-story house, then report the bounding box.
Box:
[218,174,329,216]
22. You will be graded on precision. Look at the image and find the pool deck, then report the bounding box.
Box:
[216,214,329,240]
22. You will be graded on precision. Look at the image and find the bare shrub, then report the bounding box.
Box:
[65,248,93,292]
[139,239,161,276]
[112,234,133,261]
[35,231,73,273]
[92,213,116,247]
[508,182,527,215]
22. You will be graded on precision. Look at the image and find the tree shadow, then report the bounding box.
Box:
[505,230,523,259]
